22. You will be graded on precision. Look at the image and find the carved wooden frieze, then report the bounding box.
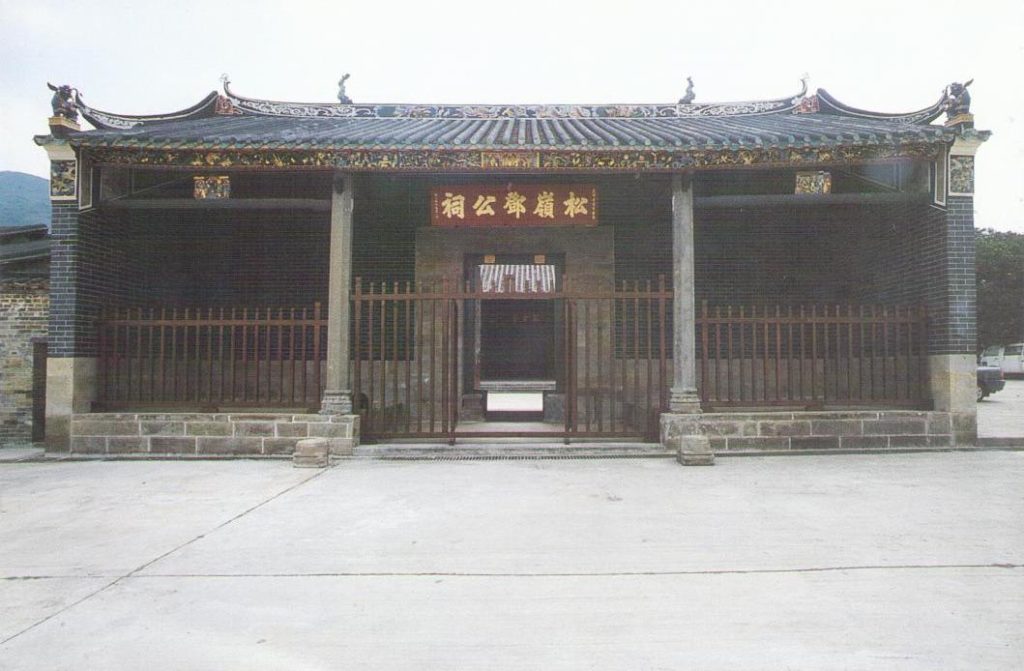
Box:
[193,175,231,199]
[50,159,77,199]
[949,155,975,195]
[795,171,832,194]
[85,142,940,173]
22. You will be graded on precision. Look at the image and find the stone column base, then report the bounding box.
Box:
[661,413,715,466]
[668,387,702,414]
[928,354,977,445]
[45,357,97,451]
[951,413,978,446]
[320,389,353,415]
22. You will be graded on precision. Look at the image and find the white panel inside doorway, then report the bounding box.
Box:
[486,392,544,412]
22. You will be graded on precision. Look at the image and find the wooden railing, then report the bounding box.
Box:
[95,298,930,415]
[97,305,326,409]
[696,303,929,408]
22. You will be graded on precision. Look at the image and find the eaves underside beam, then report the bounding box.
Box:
[94,192,928,212]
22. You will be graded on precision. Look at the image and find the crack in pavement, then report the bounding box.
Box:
[4,562,1020,581]
[0,468,328,647]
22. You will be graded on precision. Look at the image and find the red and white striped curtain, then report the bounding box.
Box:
[478,264,557,294]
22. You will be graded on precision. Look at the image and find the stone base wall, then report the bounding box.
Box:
[69,413,359,456]
[694,411,955,451]
[69,410,954,456]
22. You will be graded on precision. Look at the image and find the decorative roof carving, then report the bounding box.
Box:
[792,95,820,114]
[219,78,807,119]
[81,142,944,173]
[64,79,957,129]
[65,76,974,132]
[678,77,695,104]
[60,76,973,159]
[337,74,352,104]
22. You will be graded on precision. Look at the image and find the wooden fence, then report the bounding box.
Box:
[95,297,931,416]
[696,303,929,408]
[97,305,326,409]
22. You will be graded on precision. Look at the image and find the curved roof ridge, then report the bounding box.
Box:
[74,90,223,131]
[218,79,809,120]
[814,88,947,125]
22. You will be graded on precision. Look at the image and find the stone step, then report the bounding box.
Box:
[353,443,671,460]
[0,446,46,462]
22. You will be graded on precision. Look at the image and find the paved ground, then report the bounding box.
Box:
[0,453,1021,670]
[978,378,1024,439]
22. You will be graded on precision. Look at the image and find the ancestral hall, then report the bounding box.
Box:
[34,77,989,463]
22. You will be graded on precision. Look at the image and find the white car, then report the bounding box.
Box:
[980,343,1024,378]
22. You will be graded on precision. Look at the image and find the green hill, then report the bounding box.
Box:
[0,171,50,228]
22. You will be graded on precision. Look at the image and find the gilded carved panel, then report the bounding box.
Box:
[50,159,77,199]
[949,155,975,195]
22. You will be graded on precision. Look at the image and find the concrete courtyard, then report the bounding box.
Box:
[979,378,1024,441]
[0,451,1022,670]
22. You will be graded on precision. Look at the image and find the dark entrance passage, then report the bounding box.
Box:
[479,298,555,421]
[480,299,554,381]
[31,339,47,442]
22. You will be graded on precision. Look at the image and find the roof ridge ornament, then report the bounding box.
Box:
[791,74,819,114]
[678,77,695,104]
[338,74,352,104]
[47,83,79,122]
[943,79,973,116]
[943,79,974,130]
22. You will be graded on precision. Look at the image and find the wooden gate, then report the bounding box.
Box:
[352,278,672,442]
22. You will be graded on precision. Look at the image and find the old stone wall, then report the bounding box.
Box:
[661,410,956,452]
[0,279,48,440]
[69,412,357,455]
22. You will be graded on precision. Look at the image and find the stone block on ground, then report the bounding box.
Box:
[293,438,329,468]
[661,413,715,466]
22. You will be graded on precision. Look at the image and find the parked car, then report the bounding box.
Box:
[977,366,1006,401]
[979,343,1024,378]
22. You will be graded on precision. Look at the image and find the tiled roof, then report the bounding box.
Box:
[71,108,953,152]
[65,83,957,152]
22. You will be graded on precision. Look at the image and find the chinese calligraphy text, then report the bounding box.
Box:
[431,185,598,227]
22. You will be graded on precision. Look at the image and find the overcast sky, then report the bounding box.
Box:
[2,0,1021,232]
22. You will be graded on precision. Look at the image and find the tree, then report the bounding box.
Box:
[976,228,1024,349]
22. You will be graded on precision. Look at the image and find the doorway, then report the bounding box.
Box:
[480,299,554,381]
[465,254,563,421]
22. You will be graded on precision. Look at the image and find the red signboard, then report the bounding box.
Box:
[431,184,598,227]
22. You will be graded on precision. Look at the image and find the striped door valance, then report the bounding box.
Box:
[478,264,557,294]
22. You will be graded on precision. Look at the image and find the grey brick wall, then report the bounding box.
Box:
[936,197,977,354]
[888,196,976,355]
[115,210,329,308]
[48,205,124,357]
